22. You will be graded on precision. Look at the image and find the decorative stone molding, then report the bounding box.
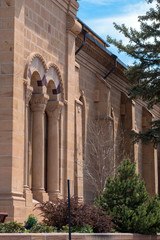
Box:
[30,94,49,112]
[24,53,66,104]
[25,52,47,80]
[25,85,33,107]
[46,101,64,120]
[66,13,82,35]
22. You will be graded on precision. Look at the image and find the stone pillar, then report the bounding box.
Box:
[46,101,63,201]
[24,84,33,189]
[30,93,49,202]
[23,83,33,206]
[142,107,158,196]
[75,99,84,201]
[65,10,82,197]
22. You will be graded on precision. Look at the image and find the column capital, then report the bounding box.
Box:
[25,85,33,107]
[30,93,49,112]
[46,101,64,120]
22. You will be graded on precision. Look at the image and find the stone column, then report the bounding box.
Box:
[23,83,33,207]
[24,84,33,189]
[46,101,63,201]
[30,93,49,202]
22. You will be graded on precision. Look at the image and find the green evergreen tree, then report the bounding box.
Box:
[107,0,160,147]
[97,159,160,234]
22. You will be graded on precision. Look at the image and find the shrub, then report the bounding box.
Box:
[36,197,113,233]
[0,221,25,233]
[97,159,160,234]
[29,223,56,233]
[24,214,38,230]
[60,224,93,233]
[72,224,93,233]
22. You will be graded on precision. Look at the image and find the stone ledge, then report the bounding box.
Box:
[0,233,159,240]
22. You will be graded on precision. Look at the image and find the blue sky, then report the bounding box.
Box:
[77,0,156,66]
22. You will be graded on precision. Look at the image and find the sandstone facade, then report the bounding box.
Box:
[0,0,159,222]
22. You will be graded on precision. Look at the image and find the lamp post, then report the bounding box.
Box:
[67,179,71,240]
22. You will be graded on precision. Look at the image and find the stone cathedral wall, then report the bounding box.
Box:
[0,0,159,222]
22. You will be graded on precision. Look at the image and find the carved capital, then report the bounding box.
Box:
[46,101,63,120]
[66,14,82,35]
[25,85,33,107]
[30,93,49,112]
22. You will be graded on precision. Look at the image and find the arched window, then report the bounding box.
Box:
[24,54,64,202]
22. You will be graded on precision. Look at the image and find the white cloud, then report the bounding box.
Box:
[85,1,156,44]
[80,0,156,64]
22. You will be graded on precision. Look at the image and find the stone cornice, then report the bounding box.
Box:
[50,0,68,13]
[76,52,129,94]
[76,35,127,80]
[49,0,79,16]
[67,0,79,16]
[76,50,160,120]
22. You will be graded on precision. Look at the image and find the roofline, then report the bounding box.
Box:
[76,17,128,69]
[77,17,110,47]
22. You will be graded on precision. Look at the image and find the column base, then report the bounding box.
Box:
[48,191,60,201]
[32,190,49,202]
[24,187,33,207]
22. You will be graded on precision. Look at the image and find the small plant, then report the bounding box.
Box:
[29,223,57,233]
[36,197,113,233]
[0,221,25,233]
[24,214,38,230]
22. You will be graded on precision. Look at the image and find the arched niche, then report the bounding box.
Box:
[25,53,48,95]
[23,53,65,202]
[25,54,65,102]
[25,53,47,82]
[46,63,64,102]
[31,71,45,94]
[47,80,57,101]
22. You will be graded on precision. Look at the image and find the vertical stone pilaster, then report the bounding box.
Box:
[75,99,84,201]
[142,108,158,197]
[30,93,49,202]
[46,101,63,201]
[65,12,82,196]
[121,94,137,164]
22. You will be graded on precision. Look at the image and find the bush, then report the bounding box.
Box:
[36,197,114,233]
[97,159,160,234]
[24,214,38,230]
[0,221,25,233]
[60,224,93,233]
[29,223,56,233]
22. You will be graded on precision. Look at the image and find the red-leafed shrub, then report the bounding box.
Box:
[36,197,114,233]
